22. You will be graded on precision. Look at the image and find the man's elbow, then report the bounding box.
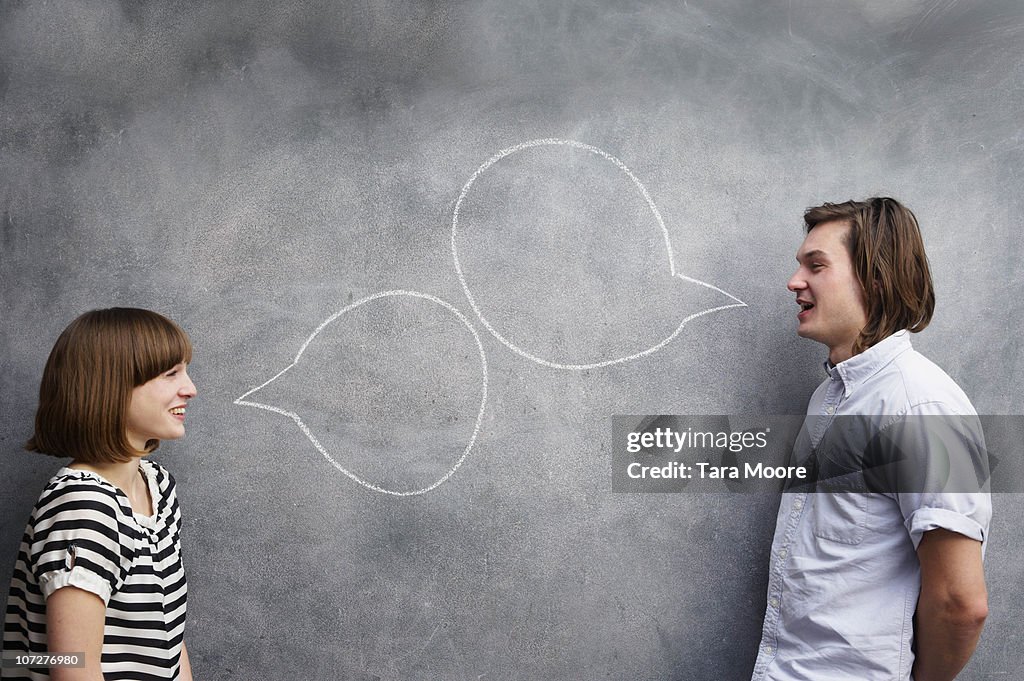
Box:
[936,590,988,633]
[960,595,988,630]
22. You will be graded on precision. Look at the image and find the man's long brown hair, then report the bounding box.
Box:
[804,197,935,356]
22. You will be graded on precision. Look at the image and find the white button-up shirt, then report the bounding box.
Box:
[751,331,991,680]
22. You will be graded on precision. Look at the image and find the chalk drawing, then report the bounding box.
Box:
[234,290,489,496]
[451,138,748,370]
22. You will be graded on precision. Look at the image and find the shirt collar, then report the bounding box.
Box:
[825,330,913,398]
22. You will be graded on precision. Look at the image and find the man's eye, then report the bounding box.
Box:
[810,263,823,270]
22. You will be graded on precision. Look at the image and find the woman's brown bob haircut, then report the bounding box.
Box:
[804,197,935,356]
[26,308,193,464]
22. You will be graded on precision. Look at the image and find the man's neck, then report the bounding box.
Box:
[829,344,857,365]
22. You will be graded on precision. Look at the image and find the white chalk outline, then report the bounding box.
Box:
[234,290,489,497]
[451,138,748,370]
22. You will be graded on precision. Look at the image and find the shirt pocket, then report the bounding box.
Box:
[811,492,869,545]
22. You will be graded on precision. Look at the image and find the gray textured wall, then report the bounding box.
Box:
[1,1,1021,679]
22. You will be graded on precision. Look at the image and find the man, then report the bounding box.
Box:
[751,198,991,681]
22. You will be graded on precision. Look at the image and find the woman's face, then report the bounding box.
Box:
[125,362,197,451]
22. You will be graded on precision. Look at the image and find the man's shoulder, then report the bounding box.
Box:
[877,346,975,415]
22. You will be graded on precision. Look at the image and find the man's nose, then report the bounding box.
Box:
[787,269,805,292]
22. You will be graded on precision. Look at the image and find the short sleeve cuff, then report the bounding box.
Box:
[905,507,986,551]
[39,566,113,604]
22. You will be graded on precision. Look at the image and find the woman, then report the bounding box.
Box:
[3,308,196,680]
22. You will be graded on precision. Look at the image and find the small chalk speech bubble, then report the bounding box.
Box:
[235,290,488,496]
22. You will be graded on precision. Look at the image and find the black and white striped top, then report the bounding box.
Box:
[2,460,187,680]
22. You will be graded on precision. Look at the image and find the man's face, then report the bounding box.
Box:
[787,220,868,364]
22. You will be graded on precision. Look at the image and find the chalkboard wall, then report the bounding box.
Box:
[2,1,1021,678]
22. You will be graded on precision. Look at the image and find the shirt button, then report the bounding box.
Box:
[764,646,774,655]
[825,405,836,415]
[793,499,803,510]
[770,597,779,607]
[778,548,788,558]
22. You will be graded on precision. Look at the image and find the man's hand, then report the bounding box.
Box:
[912,528,988,681]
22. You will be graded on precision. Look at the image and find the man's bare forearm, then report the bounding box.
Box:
[913,529,989,681]
[911,596,987,681]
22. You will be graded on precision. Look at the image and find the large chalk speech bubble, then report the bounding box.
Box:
[451,138,747,370]
[235,290,489,496]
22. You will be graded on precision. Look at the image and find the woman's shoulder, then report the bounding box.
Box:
[27,468,142,598]
[35,466,129,516]
[28,468,141,550]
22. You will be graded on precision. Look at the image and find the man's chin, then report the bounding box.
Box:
[795,326,824,345]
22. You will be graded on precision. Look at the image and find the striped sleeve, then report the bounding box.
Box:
[29,479,137,605]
